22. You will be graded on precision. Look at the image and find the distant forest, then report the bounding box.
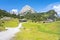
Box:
[0,9,20,19]
[20,10,60,22]
[0,9,60,22]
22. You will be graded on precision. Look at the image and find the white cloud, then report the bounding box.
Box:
[40,2,60,16]
[11,9,18,13]
[53,5,60,14]
[10,9,18,15]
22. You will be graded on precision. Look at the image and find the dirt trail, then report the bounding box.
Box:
[0,23,22,40]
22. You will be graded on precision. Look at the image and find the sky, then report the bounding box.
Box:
[0,0,60,13]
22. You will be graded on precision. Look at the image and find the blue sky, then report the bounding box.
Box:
[0,0,60,12]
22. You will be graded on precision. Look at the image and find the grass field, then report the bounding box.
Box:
[0,18,19,31]
[0,27,5,31]
[3,18,19,28]
[13,21,60,40]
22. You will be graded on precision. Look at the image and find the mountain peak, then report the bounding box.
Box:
[20,5,36,14]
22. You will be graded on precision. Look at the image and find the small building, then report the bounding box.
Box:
[43,19,54,23]
[19,19,27,22]
[47,19,53,22]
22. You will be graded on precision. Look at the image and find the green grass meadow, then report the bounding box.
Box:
[0,18,19,31]
[13,21,60,40]
[3,18,19,28]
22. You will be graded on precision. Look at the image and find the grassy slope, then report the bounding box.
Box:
[3,18,19,28]
[0,20,5,31]
[0,18,19,31]
[0,27,5,31]
[13,21,60,40]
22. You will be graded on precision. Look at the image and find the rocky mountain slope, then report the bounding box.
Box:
[19,5,36,15]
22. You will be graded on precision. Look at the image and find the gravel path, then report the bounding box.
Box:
[0,23,22,40]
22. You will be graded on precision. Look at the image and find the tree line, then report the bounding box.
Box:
[0,9,20,19]
[20,10,60,22]
[0,9,60,22]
